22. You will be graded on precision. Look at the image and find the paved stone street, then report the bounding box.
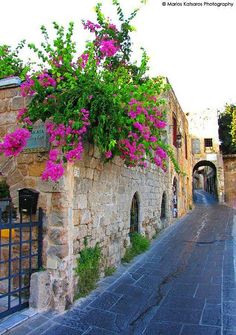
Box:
[5,191,236,335]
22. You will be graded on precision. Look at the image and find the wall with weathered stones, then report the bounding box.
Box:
[0,82,173,311]
[188,108,225,202]
[167,86,193,217]
[223,155,236,208]
[72,147,169,267]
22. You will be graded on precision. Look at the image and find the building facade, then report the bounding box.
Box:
[0,78,192,312]
[188,109,225,202]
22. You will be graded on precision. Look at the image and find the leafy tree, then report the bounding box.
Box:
[0,41,30,80]
[218,104,236,154]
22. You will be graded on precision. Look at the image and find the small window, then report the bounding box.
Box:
[204,138,213,148]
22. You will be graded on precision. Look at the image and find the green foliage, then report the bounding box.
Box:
[0,41,30,80]
[0,180,10,199]
[0,1,180,181]
[104,266,116,277]
[218,104,236,154]
[75,243,101,298]
[122,232,150,263]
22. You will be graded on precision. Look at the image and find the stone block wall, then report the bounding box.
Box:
[223,155,236,208]
[71,147,169,270]
[0,81,191,312]
[167,86,193,217]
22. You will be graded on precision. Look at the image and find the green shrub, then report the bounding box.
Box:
[104,266,116,277]
[122,232,150,263]
[75,243,101,298]
[0,180,10,199]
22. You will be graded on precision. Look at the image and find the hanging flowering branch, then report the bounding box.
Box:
[0,1,178,181]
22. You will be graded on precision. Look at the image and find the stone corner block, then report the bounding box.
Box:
[29,271,52,311]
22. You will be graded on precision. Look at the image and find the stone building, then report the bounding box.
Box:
[166,83,193,217]
[188,109,225,203]
[223,154,236,208]
[0,78,192,312]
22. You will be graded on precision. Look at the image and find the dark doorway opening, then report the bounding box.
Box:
[172,177,178,218]
[130,193,139,233]
[160,192,167,220]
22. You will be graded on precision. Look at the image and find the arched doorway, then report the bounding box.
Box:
[172,177,178,218]
[193,160,218,201]
[160,192,167,220]
[130,193,139,233]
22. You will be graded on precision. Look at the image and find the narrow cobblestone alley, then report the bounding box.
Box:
[5,191,236,335]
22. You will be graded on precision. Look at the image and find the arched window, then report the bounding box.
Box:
[160,192,167,220]
[173,177,178,218]
[130,193,139,233]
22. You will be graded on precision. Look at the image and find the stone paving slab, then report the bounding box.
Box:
[3,191,236,335]
[0,308,37,334]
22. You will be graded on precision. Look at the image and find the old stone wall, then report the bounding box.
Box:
[71,147,169,269]
[223,155,236,208]
[0,80,192,312]
[188,108,225,202]
[167,87,193,218]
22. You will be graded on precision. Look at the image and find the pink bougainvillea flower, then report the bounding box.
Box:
[20,76,35,97]
[17,108,28,120]
[41,160,64,182]
[105,150,112,159]
[155,147,167,159]
[0,128,31,157]
[154,156,162,167]
[149,136,157,143]
[65,143,84,162]
[38,72,56,88]
[100,40,120,57]
[154,120,167,129]
[49,149,60,161]
[23,117,33,126]
[133,122,143,132]
[108,23,117,31]
[78,53,89,69]
[83,20,101,32]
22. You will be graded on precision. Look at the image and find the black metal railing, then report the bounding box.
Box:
[0,206,43,319]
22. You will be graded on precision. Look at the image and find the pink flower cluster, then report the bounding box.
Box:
[108,23,117,31]
[20,72,56,97]
[38,72,57,87]
[41,161,64,182]
[83,20,101,32]
[78,53,89,69]
[41,109,90,181]
[105,150,112,159]
[17,108,33,126]
[100,39,120,57]
[20,76,35,97]
[0,128,31,157]
[119,98,168,170]
[119,132,147,167]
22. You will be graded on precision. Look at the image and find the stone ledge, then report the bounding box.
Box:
[0,77,21,89]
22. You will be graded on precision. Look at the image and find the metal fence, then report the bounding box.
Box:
[0,205,43,319]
